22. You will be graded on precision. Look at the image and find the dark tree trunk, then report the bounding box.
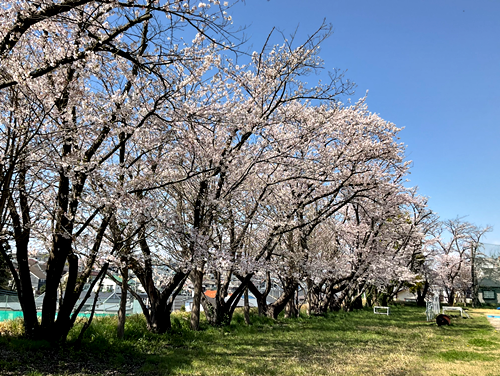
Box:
[12,239,38,338]
[447,289,455,306]
[190,268,204,331]
[306,278,320,316]
[285,295,299,318]
[56,216,110,342]
[321,281,348,313]
[416,280,429,307]
[117,264,128,339]
[122,262,188,334]
[377,293,389,307]
[329,294,342,312]
[203,273,251,327]
[5,168,39,339]
[265,279,298,319]
[237,272,270,316]
[350,294,363,310]
[365,286,375,308]
[244,287,251,325]
[125,231,189,334]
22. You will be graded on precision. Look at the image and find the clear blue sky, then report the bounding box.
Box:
[226,0,500,244]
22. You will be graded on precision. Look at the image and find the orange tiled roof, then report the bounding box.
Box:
[204,290,217,298]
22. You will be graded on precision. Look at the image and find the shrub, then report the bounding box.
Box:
[0,318,25,337]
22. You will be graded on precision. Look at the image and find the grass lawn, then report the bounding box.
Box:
[1,305,500,375]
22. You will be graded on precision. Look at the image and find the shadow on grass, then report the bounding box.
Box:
[1,306,499,375]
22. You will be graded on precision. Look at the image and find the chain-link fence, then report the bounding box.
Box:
[479,243,500,258]
[0,293,21,310]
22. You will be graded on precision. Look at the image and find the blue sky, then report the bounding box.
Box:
[226,0,500,244]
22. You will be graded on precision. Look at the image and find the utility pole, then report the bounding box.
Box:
[471,242,479,308]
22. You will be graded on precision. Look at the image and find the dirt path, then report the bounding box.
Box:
[473,308,500,330]
[486,316,500,330]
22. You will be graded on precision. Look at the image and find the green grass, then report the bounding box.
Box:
[1,306,500,375]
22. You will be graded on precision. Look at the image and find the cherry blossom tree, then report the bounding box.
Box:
[0,0,239,341]
[432,217,491,306]
[1,0,445,340]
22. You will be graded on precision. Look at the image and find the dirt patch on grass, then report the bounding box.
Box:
[485,316,500,330]
[473,308,500,330]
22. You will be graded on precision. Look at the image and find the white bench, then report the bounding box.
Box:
[442,306,470,318]
[374,306,390,315]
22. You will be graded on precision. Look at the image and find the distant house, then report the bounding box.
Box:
[394,289,417,302]
[478,278,500,304]
[476,256,500,305]
[28,259,47,294]
[74,271,146,295]
[183,290,264,312]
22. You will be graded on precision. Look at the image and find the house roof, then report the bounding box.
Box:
[204,290,217,299]
[29,263,46,280]
[479,278,500,288]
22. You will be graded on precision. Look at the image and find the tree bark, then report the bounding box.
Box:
[244,287,251,325]
[117,263,128,339]
[190,268,204,331]
[447,288,455,306]
[6,175,39,338]
[265,279,298,319]
[416,280,429,307]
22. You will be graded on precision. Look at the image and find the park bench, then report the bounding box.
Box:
[373,306,390,315]
[442,306,470,318]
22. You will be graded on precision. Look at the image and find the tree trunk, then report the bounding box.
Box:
[203,273,250,327]
[5,179,40,339]
[117,264,128,339]
[266,279,298,319]
[351,294,364,310]
[447,289,455,306]
[285,293,299,318]
[190,268,204,331]
[113,263,188,335]
[416,280,429,307]
[306,279,319,316]
[244,287,250,325]
[365,286,375,308]
[235,273,270,316]
[13,239,39,338]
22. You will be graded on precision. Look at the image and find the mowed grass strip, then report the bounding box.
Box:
[1,306,500,375]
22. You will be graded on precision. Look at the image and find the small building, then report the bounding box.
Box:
[28,259,47,294]
[478,278,500,305]
[477,255,500,305]
[394,288,417,302]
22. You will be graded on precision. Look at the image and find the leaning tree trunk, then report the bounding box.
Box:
[203,273,251,327]
[266,279,299,319]
[364,286,375,308]
[118,258,188,334]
